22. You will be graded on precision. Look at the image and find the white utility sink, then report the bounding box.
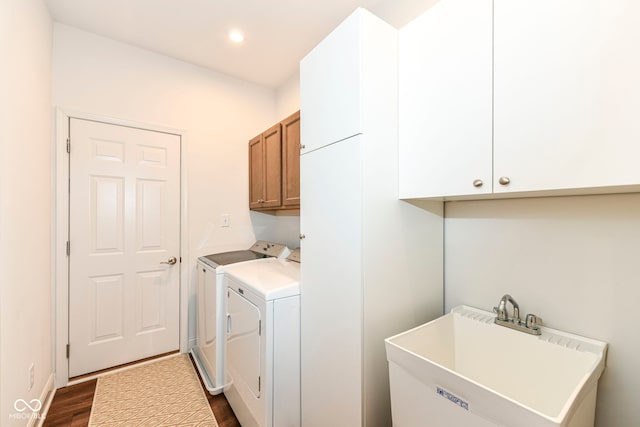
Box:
[385,306,607,427]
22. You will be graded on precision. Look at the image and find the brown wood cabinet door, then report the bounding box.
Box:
[249,134,264,209]
[261,123,282,208]
[281,111,300,207]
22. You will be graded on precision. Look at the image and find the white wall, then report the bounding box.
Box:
[276,70,301,121]
[0,0,53,425]
[444,193,640,427]
[52,24,277,345]
[250,211,301,250]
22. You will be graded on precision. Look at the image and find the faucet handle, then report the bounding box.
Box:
[525,313,540,329]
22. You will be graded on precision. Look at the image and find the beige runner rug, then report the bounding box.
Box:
[88,354,219,426]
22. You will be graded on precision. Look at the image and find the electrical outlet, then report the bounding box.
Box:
[29,363,34,391]
[221,214,230,227]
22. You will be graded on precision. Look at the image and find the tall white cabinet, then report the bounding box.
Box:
[299,8,444,427]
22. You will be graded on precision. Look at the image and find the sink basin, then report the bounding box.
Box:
[385,306,607,427]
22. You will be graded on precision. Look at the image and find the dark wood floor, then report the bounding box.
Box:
[42,356,241,427]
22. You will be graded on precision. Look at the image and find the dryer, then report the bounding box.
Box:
[223,249,301,427]
[192,240,290,395]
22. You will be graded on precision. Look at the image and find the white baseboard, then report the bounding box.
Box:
[32,373,55,427]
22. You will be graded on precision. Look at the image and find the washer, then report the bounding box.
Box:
[191,240,290,395]
[223,248,301,427]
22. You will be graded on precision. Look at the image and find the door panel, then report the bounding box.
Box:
[91,176,124,253]
[136,179,165,250]
[136,270,167,333]
[227,287,261,398]
[262,124,282,208]
[69,118,180,377]
[89,274,124,343]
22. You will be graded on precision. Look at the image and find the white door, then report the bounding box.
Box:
[300,136,363,427]
[68,118,181,377]
[494,0,640,193]
[398,0,493,199]
[300,9,362,153]
[227,287,261,399]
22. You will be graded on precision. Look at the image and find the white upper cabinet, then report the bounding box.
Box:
[300,8,397,153]
[400,0,640,199]
[300,12,361,153]
[494,0,640,194]
[399,0,493,199]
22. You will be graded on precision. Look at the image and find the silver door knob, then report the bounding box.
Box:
[498,176,511,186]
[473,179,483,188]
[160,256,177,265]
[299,234,306,239]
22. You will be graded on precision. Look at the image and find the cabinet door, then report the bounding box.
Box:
[300,136,363,427]
[281,111,300,207]
[261,124,282,208]
[249,125,282,210]
[227,288,261,398]
[399,0,493,199]
[300,10,362,153]
[494,0,640,193]
[248,134,264,209]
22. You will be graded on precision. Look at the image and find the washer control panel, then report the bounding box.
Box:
[250,240,291,258]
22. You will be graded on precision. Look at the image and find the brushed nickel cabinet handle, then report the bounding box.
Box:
[473,179,483,188]
[498,176,511,186]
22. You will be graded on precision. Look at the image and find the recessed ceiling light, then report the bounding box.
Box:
[229,30,245,43]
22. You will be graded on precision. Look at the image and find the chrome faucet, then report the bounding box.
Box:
[493,294,540,335]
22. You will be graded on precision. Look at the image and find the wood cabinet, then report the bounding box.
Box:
[249,111,300,211]
[249,123,282,209]
[281,111,300,207]
[400,0,640,200]
[300,9,443,427]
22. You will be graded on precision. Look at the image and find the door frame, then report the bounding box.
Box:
[53,108,190,387]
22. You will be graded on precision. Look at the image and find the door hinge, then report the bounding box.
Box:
[258,376,261,392]
[66,138,70,154]
[66,344,70,359]
[66,241,70,256]
[259,320,262,336]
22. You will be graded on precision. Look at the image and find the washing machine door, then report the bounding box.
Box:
[227,288,261,398]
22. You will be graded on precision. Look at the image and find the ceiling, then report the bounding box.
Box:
[45,0,438,88]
